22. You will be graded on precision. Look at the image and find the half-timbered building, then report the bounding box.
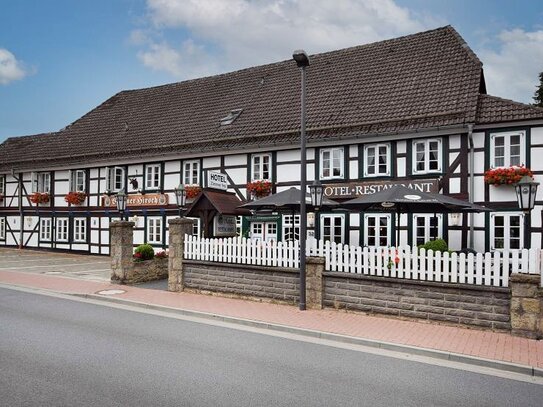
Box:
[1,25,542,254]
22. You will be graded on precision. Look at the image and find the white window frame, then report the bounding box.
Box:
[412,214,443,246]
[147,217,163,244]
[70,170,86,192]
[282,214,300,242]
[412,139,442,174]
[364,143,391,177]
[183,160,200,185]
[320,213,345,244]
[187,217,201,237]
[0,218,5,240]
[145,164,161,190]
[320,147,344,180]
[56,218,69,242]
[0,175,5,195]
[73,218,87,243]
[40,218,51,241]
[106,166,125,193]
[32,172,51,193]
[251,153,272,181]
[364,214,392,247]
[489,131,526,168]
[490,212,524,251]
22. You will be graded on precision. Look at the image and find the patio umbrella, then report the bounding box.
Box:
[239,187,338,212]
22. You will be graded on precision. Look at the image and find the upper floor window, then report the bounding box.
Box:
[106,167,125,192]
[0,175,5,195]
[412,139,442,174]
[70,170,86,192]
[183,160,200,185]
[73,218,87,243]
[145,164,161,190]
[413,214,442,246]
[364,144,391,177]
[490,131,525,168]
[490,212,523,250]
[0,218,5,240]
[147,217,162,244]
[251,153,272,181]
[320,147,344,179]
[32,172,51,193]
[56,218,69,242]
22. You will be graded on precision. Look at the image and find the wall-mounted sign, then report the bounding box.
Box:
[102,193,169,207]
[323,179,439,199]
[207,171,228,190]
[213,215,237,237]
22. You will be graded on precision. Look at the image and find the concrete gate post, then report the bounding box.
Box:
[110,220,135,283]
[168,218,195,292]
[306,256,325,309]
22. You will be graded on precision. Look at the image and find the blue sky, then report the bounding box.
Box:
[1,0,543,143]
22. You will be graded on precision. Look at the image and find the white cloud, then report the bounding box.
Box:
[478,29,543,103]
[134,0,439,79]
[0,48,29,85]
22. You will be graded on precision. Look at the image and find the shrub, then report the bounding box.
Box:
[134,244,155,261]
[418,239,449,253]
[155,250,168,259]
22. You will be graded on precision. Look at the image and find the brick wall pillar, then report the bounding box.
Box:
[306,256,325,309]
[510,273,543,339]
[110,221,135,283]
[168,218,195,292]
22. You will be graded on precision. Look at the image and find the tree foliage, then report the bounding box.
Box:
[533,71,543,108]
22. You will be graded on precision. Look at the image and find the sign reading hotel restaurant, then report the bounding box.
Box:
[213,215,237,236]
[324,179,439,199]
[207,171,228,190]
[102,193,169,207]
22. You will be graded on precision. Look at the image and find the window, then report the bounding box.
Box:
[0,218,5,240]
[491,213,523,250]
[70,170,86,192]
[251,153,272,181]
[40,218,51,241]
[32,172,51,193]
[283,214,300,241]
[0,175,5,195]
[364,144,390,177]
[320,148,344,179]
[56,218,69,242]
[412,139,442,174]
[147,217,162,244]
[364,214,391,247]
[187,217,201,237]
[320,214,345,244]
[412,214,442,246]
[106,167,125,192]
[490,131,525,168]
[183,160,200,185]
[73,218,87,242]
[145,164,161,190]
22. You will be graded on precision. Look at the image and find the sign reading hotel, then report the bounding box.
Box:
[207,171,228,190]
[102,193,169,207]
[324,179,439,199]
[213,215,237,237]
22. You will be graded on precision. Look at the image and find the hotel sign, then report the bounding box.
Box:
[207,171,228,190]
[213,215,237,237]
[102,193,169,207]
[324,179,439,199]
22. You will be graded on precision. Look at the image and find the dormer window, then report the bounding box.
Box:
[220,109,243,125]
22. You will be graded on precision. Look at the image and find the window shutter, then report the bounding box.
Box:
[31,172,37,193]
[105,167,111,192]
[69,170,74,192]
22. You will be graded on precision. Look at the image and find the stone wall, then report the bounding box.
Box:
[124,258,168,285]
[510,274,543,339]
[324,273,511,330]
[183,260,300,303]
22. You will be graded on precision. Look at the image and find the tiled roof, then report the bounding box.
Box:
[1,25,485,171]
[186,190,251,216]
[476,94,543,124]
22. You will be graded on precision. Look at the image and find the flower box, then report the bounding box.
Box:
[185,185,202,200]
[64,191,87,205]
[29,192,50,204]
[484,166,533,186]
[247,180,273,198]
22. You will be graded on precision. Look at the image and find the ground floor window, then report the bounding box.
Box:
[0,218,5,240]
[282,214,300,241]
[490,212,523,250]
[56,218,69,242]
[40,218,51,241]
[147,217,162,244]
[73,218,87,242]
[364,214,391,247]
[250,222,277,242]
[412,214,442,246]
[187,217,201,237]
[320,214,345,244]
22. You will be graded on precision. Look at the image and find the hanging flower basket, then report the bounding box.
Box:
[29,192,50,204]
[484,166,533,186]
[64,191,87,205]
[185,185,202,200]
[247,180,273,198]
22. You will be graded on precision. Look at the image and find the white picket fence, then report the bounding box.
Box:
[183,235,542,288]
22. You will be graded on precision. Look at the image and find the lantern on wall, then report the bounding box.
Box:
[174,184,187,217]
[309,180,324,208]
[514,176,539,213]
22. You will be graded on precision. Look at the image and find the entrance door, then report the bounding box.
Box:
[251,222,277,242]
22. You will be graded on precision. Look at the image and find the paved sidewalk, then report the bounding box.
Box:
[1,269,542,373]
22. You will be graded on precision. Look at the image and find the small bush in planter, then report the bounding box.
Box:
[155,250,168,259]
[418,239,449,253]
[134,244,155,261]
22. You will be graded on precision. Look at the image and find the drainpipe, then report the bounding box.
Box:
[468,124,475,249]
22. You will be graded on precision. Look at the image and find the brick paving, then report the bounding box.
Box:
[1,268,542,370]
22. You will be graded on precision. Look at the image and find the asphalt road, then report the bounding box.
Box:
[1,287,542,407]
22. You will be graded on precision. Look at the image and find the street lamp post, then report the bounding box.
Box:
[115,188,128,221]
[293,49,310,311]
[174,184,187,217]
[514,175,540,248]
